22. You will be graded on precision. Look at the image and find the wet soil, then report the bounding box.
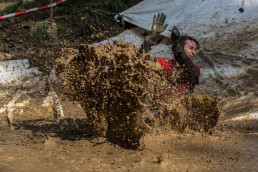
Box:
[0,103,257,171]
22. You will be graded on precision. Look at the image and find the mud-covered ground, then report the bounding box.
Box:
[0,99,257,171]
[1,1,258,171]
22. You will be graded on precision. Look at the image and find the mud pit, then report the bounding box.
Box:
[0,103,257,171]
[0,40,257,171]
[56,40,220,148]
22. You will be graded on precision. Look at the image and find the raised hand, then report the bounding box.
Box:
[170,26,181,45]
[151,13,168,34]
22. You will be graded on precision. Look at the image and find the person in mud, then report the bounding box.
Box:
[139,13,200,99]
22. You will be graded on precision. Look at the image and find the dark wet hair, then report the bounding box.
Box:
[179,36,200,49]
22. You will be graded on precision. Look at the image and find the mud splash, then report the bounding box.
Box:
[56,40,220,148]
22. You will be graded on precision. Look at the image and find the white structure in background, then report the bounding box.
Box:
[0,59,64,130]
[118,0,258,43]
[113,0,258,74]
[112,0,258,119]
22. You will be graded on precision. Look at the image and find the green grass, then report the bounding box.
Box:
[1,0,49,15]
[54,0,127,39]
[56,0,127,18]
[0,0,127,21]
[0,0,129,41]
[31,22,52,41]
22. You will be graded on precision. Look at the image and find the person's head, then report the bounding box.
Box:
[179,36,199,60]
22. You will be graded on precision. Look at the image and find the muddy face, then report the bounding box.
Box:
[184,40,197,60]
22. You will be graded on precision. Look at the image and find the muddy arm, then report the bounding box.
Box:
[172,43,199,92]
[170,26,199,92]
[139,33,159,54]
[139,13,168,54]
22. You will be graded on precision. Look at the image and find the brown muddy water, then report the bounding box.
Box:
[0,41,257,171]
[56,41,221,148]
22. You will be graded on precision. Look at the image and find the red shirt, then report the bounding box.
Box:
[155,57,200,97]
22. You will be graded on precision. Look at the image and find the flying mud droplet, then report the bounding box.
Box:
[56,40,221,149]
[238,8,244,13]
